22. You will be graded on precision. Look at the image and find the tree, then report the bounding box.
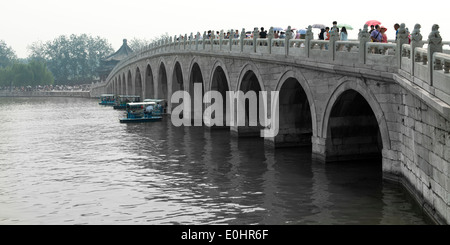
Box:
[27,34,114,85]
[128,37,151,51]
[0,60,53,87]
[0,40,17,68]
[28,59,54,85]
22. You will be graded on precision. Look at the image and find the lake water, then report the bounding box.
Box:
[0,97,432,224]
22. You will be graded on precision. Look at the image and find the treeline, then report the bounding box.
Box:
[28,34,114,85]
[0,40,53,87]
[1,34,115,86]
[0,60,54,87]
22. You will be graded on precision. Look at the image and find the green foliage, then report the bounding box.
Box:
[27,34,114,85]
[0,40,17,68]
[0,60,54,87]
[128,37,151,51]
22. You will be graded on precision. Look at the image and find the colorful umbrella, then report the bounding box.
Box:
[298,29,307,34]
[311,24,326,29]
[365,20,381,27]
[273,27,283,31]
[337,23,353,30]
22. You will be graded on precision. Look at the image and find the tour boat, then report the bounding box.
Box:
[113,95,140,109]
[119,102,163,123]
[99,94,116,106]
[143,99,167,114]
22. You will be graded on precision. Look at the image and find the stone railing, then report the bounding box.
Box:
[336,41,359,53]
[366,42,396,55]
[103,24,450,106]
[434,52,450,73]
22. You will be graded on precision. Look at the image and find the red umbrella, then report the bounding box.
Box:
[366,20,381,26]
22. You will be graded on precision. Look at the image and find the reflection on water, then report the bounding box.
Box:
[0,97,431,224]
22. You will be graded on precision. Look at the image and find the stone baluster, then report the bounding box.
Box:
[189,33,193,50]
[196,32,200,51]
[268,27,274,54]
[203,31,207,50]
[396,23,409,67]
[211,30,214,50]
[229,29,234,51]
[410,24,423,76]
[305,25,313,58]
[184,34,187,50]
[174,35,177,50]
[253,27,259,53]
[329,27,339,60]
[220,30,224,51]
[444,60,450,73]
[358,25,370,64]
[428,24,443,86]
[240,28,245,53]
[285,26,291,56]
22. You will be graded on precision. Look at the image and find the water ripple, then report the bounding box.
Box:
[0,97,431,225]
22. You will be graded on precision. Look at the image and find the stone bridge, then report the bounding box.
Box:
[91,24,450,224]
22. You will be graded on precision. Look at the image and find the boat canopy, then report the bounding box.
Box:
[144,99,165,103]
[127,102,157,108]
[117,95,140,99]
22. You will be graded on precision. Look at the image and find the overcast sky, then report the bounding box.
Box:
[2,0,449,58]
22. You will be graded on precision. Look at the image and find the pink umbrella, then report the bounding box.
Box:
[366,20,381,26]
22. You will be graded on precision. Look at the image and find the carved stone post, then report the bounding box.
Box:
[410,24,423,76]
[183,34,187,50]
[396,23,409,67]
[167,37,170,51]
[285,26,291,56]
[358,25,370,64]
[268,27,274,54]
[230,29,234,51]
[305,25,313,58]
[253,27,259,53]
[196,32,200,51]
[189,33,193,50]
[211,30,214,50]
[171,35,178,49]
[329,28,339,60]
[203,31,207,50]
[428,24,443,86]
[220,30,224,51]
[240,28,245,53]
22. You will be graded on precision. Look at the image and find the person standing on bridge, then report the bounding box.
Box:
[259,27,267,38]
[234,30,240,39]
[369,25,375,35]
[370,25,382,42]
[332,21,340,33]
[381,27,388,43]
[340,27,348,41]
[394,23,400,41]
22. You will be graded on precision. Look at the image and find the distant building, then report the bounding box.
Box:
[97,39,133,81]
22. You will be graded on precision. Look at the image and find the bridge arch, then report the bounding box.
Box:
[157,59,169,101]
[172,60,184,92]
[321,78,390,161]
[235,62,266,137]
[271,69,317,147]
[209,60,232,127]
[135,66,143,98]
[127,70,133,95]
[188,58,205,123]
[145,64,155,99]
[121,73,126,95]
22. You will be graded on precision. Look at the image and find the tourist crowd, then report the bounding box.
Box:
[174,21,406,44]
[0,84,91,92]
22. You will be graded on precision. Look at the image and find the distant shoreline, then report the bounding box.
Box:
[0,91,93,98]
